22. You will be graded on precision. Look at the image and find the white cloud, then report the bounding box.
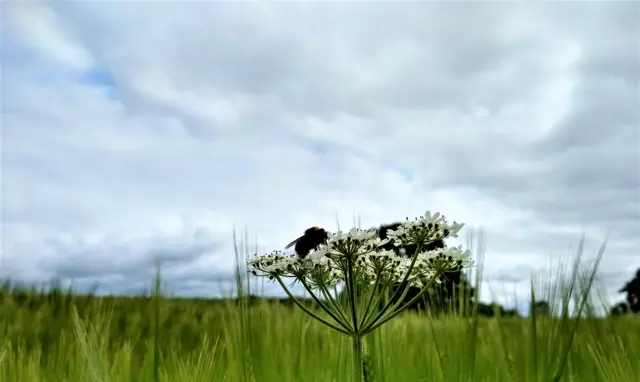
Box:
[4,0,94,71]
[2,2,638,310]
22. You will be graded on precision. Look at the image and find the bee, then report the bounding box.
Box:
[285,226,330,259]
[285,222,448,259]
[285,223,446,260]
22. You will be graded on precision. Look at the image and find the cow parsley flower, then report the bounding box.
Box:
[418,245,473,274]
[385,210,465,247]
[245,210,474,382]
[325,227,380,258]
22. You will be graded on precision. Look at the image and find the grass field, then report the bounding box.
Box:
[0,239,638,381]
[0,279,638,382]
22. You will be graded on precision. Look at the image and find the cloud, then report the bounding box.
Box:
[2,1,638,310]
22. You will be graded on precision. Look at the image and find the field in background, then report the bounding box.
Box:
[1,233,637,381]
[0,277,638,382]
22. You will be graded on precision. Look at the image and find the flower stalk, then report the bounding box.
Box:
[352,334,364,382]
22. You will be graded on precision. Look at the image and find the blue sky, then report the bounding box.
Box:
[2,1,639,313]
[78,68,119,100]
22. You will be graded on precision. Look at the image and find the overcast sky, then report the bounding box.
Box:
[2,1,639,312]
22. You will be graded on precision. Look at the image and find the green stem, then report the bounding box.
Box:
[360,264,387,327]
[361,284,387,329]
[299,278,353,332]
[346,254,359,334]
[365,242,424,327]
[363,271,440,334]
[275,276,350,335]
[352,335,364,382]
[317,280,351,326]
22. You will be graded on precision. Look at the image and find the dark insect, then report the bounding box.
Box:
[285,222,446,260]
[285,226,330,259]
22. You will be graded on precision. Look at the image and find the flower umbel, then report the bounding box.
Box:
[384,211,465,247]
[246,210,473,382]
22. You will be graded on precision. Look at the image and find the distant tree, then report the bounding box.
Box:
[618,268,640,314]
[609,302,630,317]
[475,302,520,317]
[532,301,550,316]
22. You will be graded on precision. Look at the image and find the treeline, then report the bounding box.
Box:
[2,265,637,319]
[0,281,522,321]
[610,267,639,316]
[0,278,519,319]
[4,266,637,318]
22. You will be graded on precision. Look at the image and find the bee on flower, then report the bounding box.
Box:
[246,210,474,382]
[282,212,462,260]
[284,226,330,259]
[247,210,471,287]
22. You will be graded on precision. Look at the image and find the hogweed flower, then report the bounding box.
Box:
[385,211,464,247]
[246,210,473,382]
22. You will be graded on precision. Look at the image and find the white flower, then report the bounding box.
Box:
[324,227,379,258]
[385,210,465,247]
[369,236,392,248]
[247,250,312,279]
[417,246,474,273]
[307,246,329,260]
[327,228,378,245]
[246,210,472,291]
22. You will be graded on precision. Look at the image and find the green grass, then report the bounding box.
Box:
[0,236,637,381]
[0,281,637,381]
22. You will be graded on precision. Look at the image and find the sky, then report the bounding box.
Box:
[2,1,639,313]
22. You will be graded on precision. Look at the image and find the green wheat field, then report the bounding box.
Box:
[0,246,638,382]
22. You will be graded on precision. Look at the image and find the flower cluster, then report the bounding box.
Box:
[354,246,472,287]
[246,211,471,290]
[384,211,464,247]
[247,209,474,381]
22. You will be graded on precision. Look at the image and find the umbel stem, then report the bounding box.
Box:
[347,251,365,382]
[352,335,364,382]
